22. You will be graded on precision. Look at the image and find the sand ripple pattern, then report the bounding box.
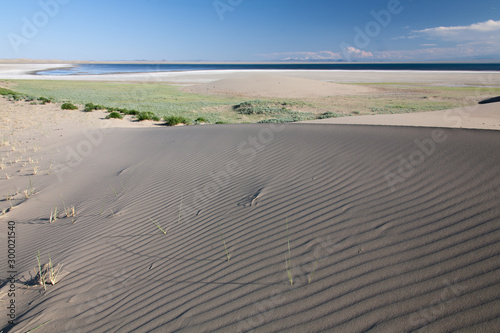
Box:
[2,124,499,332]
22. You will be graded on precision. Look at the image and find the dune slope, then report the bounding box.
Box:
[1,124,499,332]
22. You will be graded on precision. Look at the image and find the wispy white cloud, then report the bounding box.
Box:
[386,20,500,60]
[260,50,341,61]
[261,47,373,61]
[262,20,500,62]
[342,47,373,59]
[413,19,500,41]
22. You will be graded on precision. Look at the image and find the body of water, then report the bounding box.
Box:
[36,63,500,75]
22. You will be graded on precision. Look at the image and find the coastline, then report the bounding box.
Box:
[1,62,500,332]
[2,63,500,85]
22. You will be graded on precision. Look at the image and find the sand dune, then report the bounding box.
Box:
[302,102,500,130]
[182,74,375,98]
[1,115,499,332]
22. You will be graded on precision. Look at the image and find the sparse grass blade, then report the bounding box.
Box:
[49,206,58,223]
[26,319,52,332]
[62,200,76,218]
[47,257,63,285]
[36,251,46,290]
[217,223,231,261]
[150,217,167,235]
[285,254,293,286]
[110,185,118,197]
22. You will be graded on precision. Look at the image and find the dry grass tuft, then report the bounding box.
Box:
[35,251,63,290]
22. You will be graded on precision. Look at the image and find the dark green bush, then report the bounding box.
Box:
[38,97,53,104]
[316,112,343,119]
[194,117,208,123]
[122,109,140,116]
[136,111,160,121]
[61,103,78,110]
[164,115,191,126]
[8,94,25,101]
[107,112,123,119]
[84,103,104,112]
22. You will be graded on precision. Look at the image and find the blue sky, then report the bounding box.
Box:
[1,0,499,62]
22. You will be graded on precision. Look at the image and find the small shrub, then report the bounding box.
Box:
[107,112,123,119]
[38,97,53,104]
[215,121,228,124]
[61,103,78,110]
[317,112,343,119]
[194,117,208,124]
[8,94,25,101]
[164,115,191,126]
[122,109,140,116]
[136,111,161,121]
[84,103,104,112]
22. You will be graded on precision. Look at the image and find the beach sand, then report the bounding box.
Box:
[1,65,500,332]
[301,102,500,130]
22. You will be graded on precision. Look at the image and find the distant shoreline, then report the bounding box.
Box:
[2,63,500,87]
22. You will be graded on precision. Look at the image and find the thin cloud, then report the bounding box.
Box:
[413,19,500,41]
[260,50,342,61]
[261,48,373,61]
[342,47,373,59]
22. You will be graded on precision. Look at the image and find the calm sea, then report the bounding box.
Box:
[36,63,500,75]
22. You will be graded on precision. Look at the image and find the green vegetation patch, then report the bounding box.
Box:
[84,102,104,112]
[0,87,20,96]
[136,111,161,121]
[106,111,123,119]
[164,115,192,126]
[10,80,237,118]
[234,100,316,123]
[38,97,53,104]
[61,102,78,110]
